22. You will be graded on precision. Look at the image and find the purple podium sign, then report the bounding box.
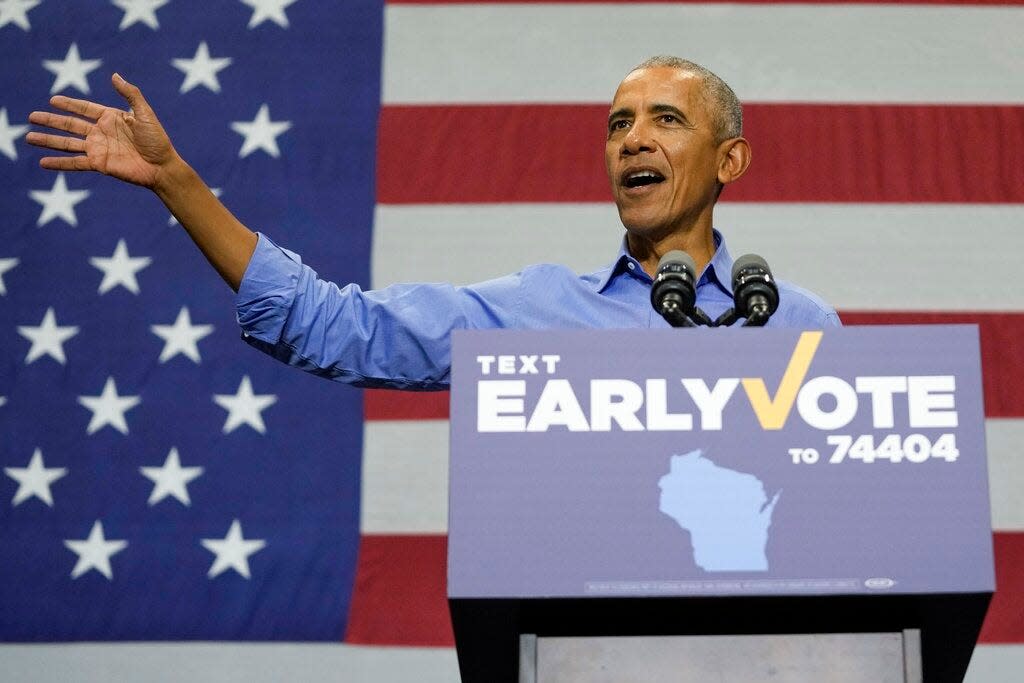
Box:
[448,326,994,600]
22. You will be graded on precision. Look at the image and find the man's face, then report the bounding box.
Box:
[605,67,725,240]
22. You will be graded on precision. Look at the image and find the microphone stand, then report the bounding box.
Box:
[658,297,714,328]
[711,302,772,328]
[742,300,772,327]
[711,309,737,327]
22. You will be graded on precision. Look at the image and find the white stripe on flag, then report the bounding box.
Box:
[0,641,1014,682]
[965,644,1024,682]
[362,420,450,534]
[361,418,1022,535]
[384,4,1024,104]
[986,418,1024,531]
[0,643,459,683]
[371,203,1024,311]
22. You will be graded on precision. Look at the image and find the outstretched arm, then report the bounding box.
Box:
[26,73,257,291]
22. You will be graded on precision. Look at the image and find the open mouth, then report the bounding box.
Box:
[621,169,665,189]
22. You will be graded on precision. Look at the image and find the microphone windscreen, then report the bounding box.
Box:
[657,250,697,276]
[731,253,771,284]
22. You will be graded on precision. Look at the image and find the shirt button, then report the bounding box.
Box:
[627,262,635,270]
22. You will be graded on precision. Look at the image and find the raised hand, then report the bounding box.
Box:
[26,73,257,290]
[26,73,178,190]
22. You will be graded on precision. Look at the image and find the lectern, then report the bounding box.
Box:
[448,326,993,683]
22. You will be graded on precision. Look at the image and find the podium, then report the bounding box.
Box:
[447,326,994,682]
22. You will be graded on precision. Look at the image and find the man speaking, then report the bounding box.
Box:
[27,56,839,390]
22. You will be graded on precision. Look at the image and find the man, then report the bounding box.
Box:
[26,57,839,390]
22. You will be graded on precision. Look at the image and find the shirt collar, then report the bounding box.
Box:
[596,229,735,297]
[702,229,735,297]
[595,238,647,292]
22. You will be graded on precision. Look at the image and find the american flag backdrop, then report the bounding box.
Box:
[2,0,1023,681]
[1,0,381,656]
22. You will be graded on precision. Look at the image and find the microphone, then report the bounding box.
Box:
[731,254,779,327]
[651,250,701,327]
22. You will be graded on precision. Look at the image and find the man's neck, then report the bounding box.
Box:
[627,226,717,278]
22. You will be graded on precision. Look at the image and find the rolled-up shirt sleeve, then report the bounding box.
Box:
[235,233,520,390]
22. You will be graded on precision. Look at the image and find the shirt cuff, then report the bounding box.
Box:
[235,233,304,345]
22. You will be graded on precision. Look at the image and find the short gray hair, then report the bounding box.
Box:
[630,56,742,142]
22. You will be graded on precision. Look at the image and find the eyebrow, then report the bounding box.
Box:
[607,107,632,126]
[650,103,690,124]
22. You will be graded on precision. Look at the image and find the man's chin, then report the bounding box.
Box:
[618,213,671,240]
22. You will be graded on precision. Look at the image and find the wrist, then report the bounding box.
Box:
[152,154,198,202]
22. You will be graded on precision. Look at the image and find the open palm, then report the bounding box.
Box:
[27,74,177,190]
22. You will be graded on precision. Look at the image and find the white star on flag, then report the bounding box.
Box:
[17,307,79,365]
[213,375,277,434]
[111,0,169,30]
[231,104,292,158]
[140,447,204,506]
[64,521,128,580]
[89,238,152,294]
[5,448,68,507]
[0,397,6,408]
[168,187,221,225]
[150,306,214,363]
[0,107,29,161]
[29,173,91,227]
[240,0,298,29]
[43,43,103,95]
[77,377,141,435]
[172,42,232,94]
[0,257,18,295]
[201,519,266,579]
[0,0,41,30]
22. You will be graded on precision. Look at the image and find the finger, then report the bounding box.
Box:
[25,131,87,154]
[27,110,92,137]
[49,94,109,121]
[39,155,94,172]
[112,73,153,117]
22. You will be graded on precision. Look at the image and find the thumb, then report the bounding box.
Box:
[111,73,150,115]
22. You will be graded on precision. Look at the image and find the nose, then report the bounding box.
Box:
[622,119,654,156]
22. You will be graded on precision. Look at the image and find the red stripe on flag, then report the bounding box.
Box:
[364,313,1024,419]
[345,534,454,646]
[364,389,450,421]
[378,104,1024,204]
[343,533,1020,646]
[979,532,1024,643]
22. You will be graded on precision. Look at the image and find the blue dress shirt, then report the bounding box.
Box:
[236,231,840,390]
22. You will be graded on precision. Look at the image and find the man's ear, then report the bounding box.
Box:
[717,137,751,186]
